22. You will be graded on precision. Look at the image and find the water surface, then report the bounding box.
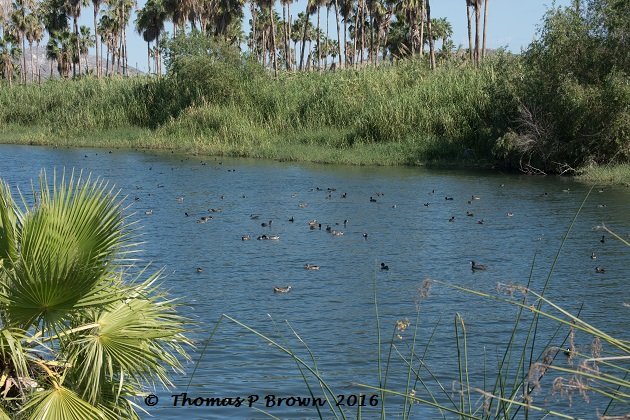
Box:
[1,144,628,419]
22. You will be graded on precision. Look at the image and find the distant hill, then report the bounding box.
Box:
[20,46,144,80]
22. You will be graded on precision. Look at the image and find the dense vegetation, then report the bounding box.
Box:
[0,0,628,175]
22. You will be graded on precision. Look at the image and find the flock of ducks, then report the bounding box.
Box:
[137,166,613,293]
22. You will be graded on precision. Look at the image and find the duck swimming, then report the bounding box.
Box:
[595,266,606,273]
[381,262,389,270]
[470,261,487,270]
[242,235,251,241]
[304,264,320,270]
[273,286,292,293]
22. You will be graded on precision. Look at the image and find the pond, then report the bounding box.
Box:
[0,144,628,419]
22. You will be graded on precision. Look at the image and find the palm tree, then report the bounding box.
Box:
[330,0,342,68]
[298,0,316,70]
[0,36,21,85]
[64,0,85,76]
[472,0,481,65]
[10,2,28,83]
[425,0,435,69]
[135,0,166,75]
[465,0,473,62]
[47,29,74,77]
[24,12,43,82]
[0,171,190,419]
[79,25,93,73]
[482,0,488,59]
[92,0,104,76]
[259,0,277,76]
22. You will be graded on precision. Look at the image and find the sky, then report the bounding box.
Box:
[79,0,573,73]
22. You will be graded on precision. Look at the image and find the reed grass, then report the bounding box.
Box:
[0,61,502,167]
[578,164,630,186]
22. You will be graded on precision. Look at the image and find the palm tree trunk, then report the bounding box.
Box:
[369,5,374,65]
[299,5,310,70]
[426,0,435,69]
[316,5,321,70]
[482,0,488,59]
[360,0,365,65]
[343,18,347,66]
[419,0,425,56]
[22,34,26,83]
[353,0,360,68]
[283,3,289,70]
[474,0,480,65]
[334,0,342,68]
[467,1,473,62]
[94,7,100,77]
[287,3,292,68]
[30,41,34,82]
[75,17,81,76]
[251,3,257,61]
[269,1,278,77]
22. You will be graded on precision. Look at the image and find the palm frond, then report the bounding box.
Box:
[21,383,107,420]
[3,170,134,328]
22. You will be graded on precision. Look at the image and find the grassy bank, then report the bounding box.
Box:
[0,61,504,167]
[0,54,627,180]
[578,164,630,186]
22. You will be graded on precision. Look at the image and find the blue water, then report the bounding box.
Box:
[1,144,628,419]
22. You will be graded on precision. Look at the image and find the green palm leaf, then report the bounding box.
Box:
[2,170,134,328]
[21,384,106,420]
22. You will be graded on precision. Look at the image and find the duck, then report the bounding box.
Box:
[600,235,605,244]
[184,212,189,217]
[563,347,571,356]
[176,196,184,203]
[196,267,203,273]
[590,251,597,259]
[310,223,322,230]
[250,214,260,220]
[288,216,295,222]
[307,219,318,226]
[595,266,606,273]
[298,202,308,208]
[363,233,368,239]
[242,235,251,241]
[466,211,474,217]
[267,235,280,240]
[370,197,377,202]
[341,193,347,198]
[331,230,344,236]
[506,212,514,217]
[423,203,430,207]
[144,210,153,215]
[257,234,268,240]
[445,196,454,201]
[197,216,212,223]
[449,216,455,222]
[380,262,389,270]
[470,261,487,270]
[261,220,272,227]
[325,225,332,232]
[273,285,292,293]
[477,219,484,225]
[471,195,481,200]
[304,264,320,270]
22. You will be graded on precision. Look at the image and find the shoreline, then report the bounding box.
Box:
[2,129,628,185]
